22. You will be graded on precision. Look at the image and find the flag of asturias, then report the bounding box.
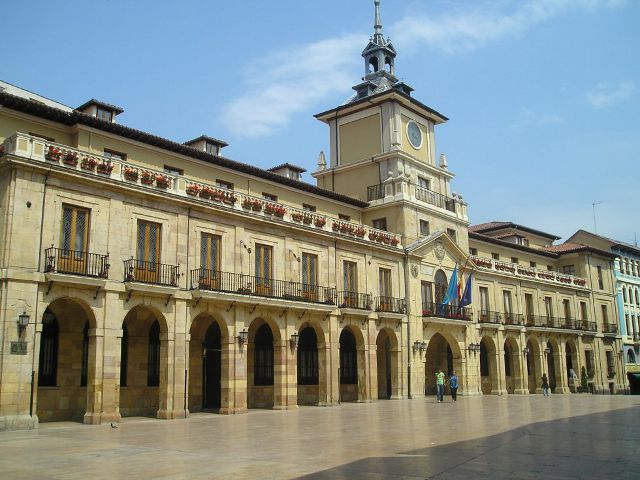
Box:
[442,265,458,305]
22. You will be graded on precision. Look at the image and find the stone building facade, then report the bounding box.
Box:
[0,1,627,431]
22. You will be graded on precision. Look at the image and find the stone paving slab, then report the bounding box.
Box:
[0,395,639,479]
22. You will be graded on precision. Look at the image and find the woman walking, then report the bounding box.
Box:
[542,373,550,397]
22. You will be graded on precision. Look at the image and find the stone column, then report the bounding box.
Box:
[83,328,104,425]
[365,319,377,402]
[514,333,528,395]
[493,330,507,395]
[97,326,123,423]
[554,341,570,394]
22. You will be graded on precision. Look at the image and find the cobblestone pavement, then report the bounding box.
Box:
[1,395,638,479]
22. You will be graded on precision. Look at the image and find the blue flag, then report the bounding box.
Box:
[459,273,473,307]
[442,265,458,305]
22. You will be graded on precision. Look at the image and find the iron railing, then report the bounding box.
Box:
[478,310,501,324]
[337,291,372,310]
[503,313,525,326]
[414,185,456,212]
[375,296,406,314]
[124,259,180,287]
[575,320,598,332]
[602,323,618,334]
[190,269,337,305]
[367,184,385,201]
[422,302,472,321]
[44,247,109,278]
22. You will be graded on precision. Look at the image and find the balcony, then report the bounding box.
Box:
[575,320,598,332]
[478,310,501,324]
[375,296,406,314]
[422,302,472,321]
[44,247,109,278]
[3,133,403,250]
[190,269,336,305]
[414,185,456,212]
[337,291,372,310]
[469,255,589,289]
[602,323,618,335]
[367,184,385,201]
[503,313,525,326]
[124,259,180,287]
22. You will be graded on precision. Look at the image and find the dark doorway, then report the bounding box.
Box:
[339,328,358,402]
[202,322,222,409]
[547,345,557,392]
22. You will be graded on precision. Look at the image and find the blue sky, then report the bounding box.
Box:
[3,0,639,244]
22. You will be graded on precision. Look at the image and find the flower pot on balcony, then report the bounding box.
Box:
[123,167,139,181]
[81,157,98,171]
[45,146,61,161]
[62,151,78,166]
[140,172,154,185]
[96,162,114,175]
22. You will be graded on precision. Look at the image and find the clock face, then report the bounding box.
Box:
[407,121,422,149]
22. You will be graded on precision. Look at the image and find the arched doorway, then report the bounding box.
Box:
[546,343,557,393]
[504,337,521,394]
[297,326,319,405]
[376,329,395,399]
[424,333,460,396]
[36,298,96,423]
[480,337,498,394]
[565,340,579,391]
[120,306,167,418]
[526,338,541,393]
[247,321,275,409]
[339,328,358,402]
[189,315,226,412]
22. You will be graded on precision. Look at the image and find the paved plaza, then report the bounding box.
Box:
[0,395,639,479]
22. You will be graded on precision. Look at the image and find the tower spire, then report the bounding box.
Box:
[374,0,383,40]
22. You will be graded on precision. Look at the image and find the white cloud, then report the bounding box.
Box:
[220,34,363,139]
[220,0,627,139]
[512,107,564,128]
[586,81,636,108]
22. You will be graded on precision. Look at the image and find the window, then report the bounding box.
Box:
[216,179,234,190]
[606,351,615,376]
[469,248,478,256]
[601,305,609,324]
[302,203,316,212]
[623,287,628,303]
[163,165,183,176]
[200,233,221,272]
[301,253,318,301]
[38,312,59,386]
[563,299,572,320]
[585,350,594,375]
[297,328,318,385]
[60,205,90,273]
[81,322,89,386]
[479,287,489,318]
[339,329,357,384]
[544,297,554,319]
[262,193,277,202]
[255,244,273,294]
[547,265,554,271]
[205,143,218,155]
[563,265,576,276]
[338,214,351,221]
[420,220,430,236]
[636,290,639,305]
[103,148,126,161]
[530,261,537,268]
[511,257,519,265]
[136,220,161,282]
[120,323,128,387]
[417,176,430,190]
[96,107,113,122]
[626,314,631,337]
[254,324,274,386]
[373,218,387,231]
[525,293,534,320]
[516,236,529,247]
[580,302,588,321]
[447,228,457,242]
[491,253,500,260]
[148,320,160,386]
[421,281,433,311]
[379,268,392,310]
[597,266,604,289]
[503,290,513,316]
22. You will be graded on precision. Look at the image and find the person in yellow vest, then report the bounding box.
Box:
[435,368,445,403]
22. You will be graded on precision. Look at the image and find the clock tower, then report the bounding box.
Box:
[313,0,469,248]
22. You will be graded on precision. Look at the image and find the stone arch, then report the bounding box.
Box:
[36,297,98,423]
[247,318,279,409]
[546,338,561,392]
[424,332,462,396]
[565,338,579,391]
[119,305,169,418]
[480,336,498,395]
[376,327,399,400]
[526,336,542,393]
[504,336,522,394]
[188,313,230,413]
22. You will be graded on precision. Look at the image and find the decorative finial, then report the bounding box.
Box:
[317,150,326,170]
[439,153,448,170]
[374,0,382,36]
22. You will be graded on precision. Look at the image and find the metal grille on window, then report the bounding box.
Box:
[62,207,73,254]
[297,328,318,385]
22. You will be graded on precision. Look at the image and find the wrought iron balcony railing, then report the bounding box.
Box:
[367,184,385,201]
[478,310,501,324]
[190,269,337,305]
[414,185,456,212]
[503,313,525,326]
[44,247,109,278]
[602,323,618,334]
[375,296,406,314]
[575,320,598,332]
[422,302,472,321]
[337,291,372,310]
[124,259,180,287]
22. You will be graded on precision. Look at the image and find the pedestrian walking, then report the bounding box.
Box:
[435,368,445,403]
[449,371,459,401]
[542,373,550,397]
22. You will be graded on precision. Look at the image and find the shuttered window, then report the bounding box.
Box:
[201,233,221,271]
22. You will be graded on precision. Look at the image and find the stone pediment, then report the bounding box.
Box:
[406,231,471,270]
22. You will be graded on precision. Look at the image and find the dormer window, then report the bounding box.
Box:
[183,135,228,155]
[76,99,124,123]
[96,108,113,122]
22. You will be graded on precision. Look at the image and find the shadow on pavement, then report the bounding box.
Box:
[296,406,640,480]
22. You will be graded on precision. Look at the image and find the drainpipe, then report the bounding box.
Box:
[403,249,412,398]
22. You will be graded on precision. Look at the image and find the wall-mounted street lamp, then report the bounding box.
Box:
[544,347,551,355]
[236,329,248,349]
[290,331,299,349]
[17,311,30,336]
[523,346,530,356]
[467,343,481,355]
[413,341,427,355]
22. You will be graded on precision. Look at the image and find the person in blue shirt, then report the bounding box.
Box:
[449,371,459,401]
